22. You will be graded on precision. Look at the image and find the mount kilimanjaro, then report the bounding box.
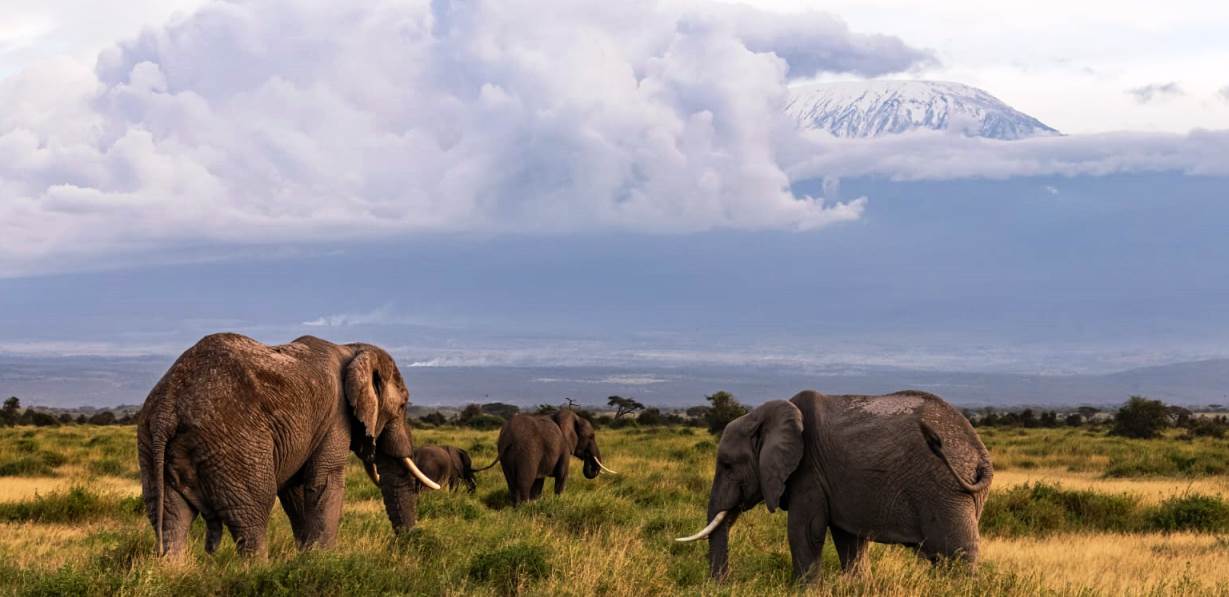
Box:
[786,80,1059,140]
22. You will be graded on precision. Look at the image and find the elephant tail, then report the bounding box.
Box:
[147,411,176,555]
[473,455,501,472]
[919,421,992,494]
[151,432,168,554]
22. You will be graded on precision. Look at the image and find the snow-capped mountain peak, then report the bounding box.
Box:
[786,80,1058,140]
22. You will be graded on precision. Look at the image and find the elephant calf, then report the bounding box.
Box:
[483,409,616,505]
[413,445,478,493]
[677,390,992,583]
[136,333,440,557]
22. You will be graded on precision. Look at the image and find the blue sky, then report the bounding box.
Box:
[1,0,1226,378]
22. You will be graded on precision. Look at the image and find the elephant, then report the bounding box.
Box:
[135,333,440,557]
[481,409,617,505]
[413,445,478,493]
[676,390,992,583]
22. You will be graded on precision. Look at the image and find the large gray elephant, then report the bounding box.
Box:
[481,409,616,505]
[136,333,440,557]
[676,390,992,582]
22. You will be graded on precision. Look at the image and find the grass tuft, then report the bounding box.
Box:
[467,542,552,595]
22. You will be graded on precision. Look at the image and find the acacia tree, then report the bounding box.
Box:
[1,397,19,426]
[705,391,748,435]
[1111,396,1170,439]
[607,396,645,419]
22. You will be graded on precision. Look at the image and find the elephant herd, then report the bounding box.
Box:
[136,333,993,584]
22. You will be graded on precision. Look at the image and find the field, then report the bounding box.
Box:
[3,424,1229,596]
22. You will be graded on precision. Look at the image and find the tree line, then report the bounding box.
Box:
[0,396,135,427]
[415,391,751,434]
[968,395,1229,439]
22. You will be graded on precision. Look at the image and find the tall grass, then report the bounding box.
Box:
[3,425,1229,595]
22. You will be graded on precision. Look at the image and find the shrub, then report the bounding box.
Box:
[1186,417,1229,439]
[704,391,747,435]
[0,487,113,523]
[980,482,1140,537]
[464,414,506,430]
[1111,396,1170,439]
[468,543,552,595]
[417,411,448,426]
[636,408,664,426]
[1148,495,1229,533]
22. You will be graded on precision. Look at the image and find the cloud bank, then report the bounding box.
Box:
[790,128,1229,181]
[0,0,936,275]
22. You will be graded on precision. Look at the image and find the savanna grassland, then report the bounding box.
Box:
[3,424,1229,596]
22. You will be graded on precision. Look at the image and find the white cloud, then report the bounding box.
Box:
[0,0,926,276]
[1126,82,1184,103]
[1219,86,1229,103]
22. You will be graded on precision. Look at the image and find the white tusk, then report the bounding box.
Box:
[675,511,728,542]
[364,461,381,485]
[594,457,618,475]
[403,457,442,490]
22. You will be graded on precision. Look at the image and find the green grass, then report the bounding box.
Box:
[979,427,1229,477]
[3,424,1229,595]
[0,425,138,478]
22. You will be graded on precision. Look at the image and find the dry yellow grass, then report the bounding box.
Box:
[994,468,1229,503]
[0,472,140,502]
[982,533,1229,596]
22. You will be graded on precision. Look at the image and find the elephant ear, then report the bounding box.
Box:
[553,410,579,453]
[756,400,804,513]
[345,350,384,456]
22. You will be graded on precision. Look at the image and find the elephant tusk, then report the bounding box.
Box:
[594,457,618,475]
[403,457,442,490]
[675,511,728,542]
[364,461,381,485]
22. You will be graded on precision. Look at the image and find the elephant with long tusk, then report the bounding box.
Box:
[476,408,613,505]
[676,390,992,583]
[136,333,439,558]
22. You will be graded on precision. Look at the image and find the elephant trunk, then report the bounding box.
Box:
[375,452,418,533]
[373,418,422,533]
[707,511,734,581]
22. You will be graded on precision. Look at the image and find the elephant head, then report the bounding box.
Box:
[344,344,440,533]
[450,447,478,493]
[676,400,803,580]
[553,409,617,479]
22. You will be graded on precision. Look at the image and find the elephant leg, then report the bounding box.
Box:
[786,495,828,583]
[297,469,346,549]
[553,458,568,496]
[204,516,224,554]
[157,487,198,558]
[515,464,537,504]
[501,461,522,506]
[530,478,545,500]
[211,469,276,557]
[278,484,310,548]
[830,526,869,574]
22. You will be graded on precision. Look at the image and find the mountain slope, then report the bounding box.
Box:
[786,80,1059,140]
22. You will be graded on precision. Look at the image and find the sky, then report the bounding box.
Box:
[4,0,1227,132]
[1,0,1227,388]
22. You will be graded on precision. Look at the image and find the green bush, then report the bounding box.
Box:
[467,543,552,595]
[0,487,113,523]
[1111,396,1170,439]
[1148,495,1229,533]
[464,414,506,430]
[981,482,1140,537]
